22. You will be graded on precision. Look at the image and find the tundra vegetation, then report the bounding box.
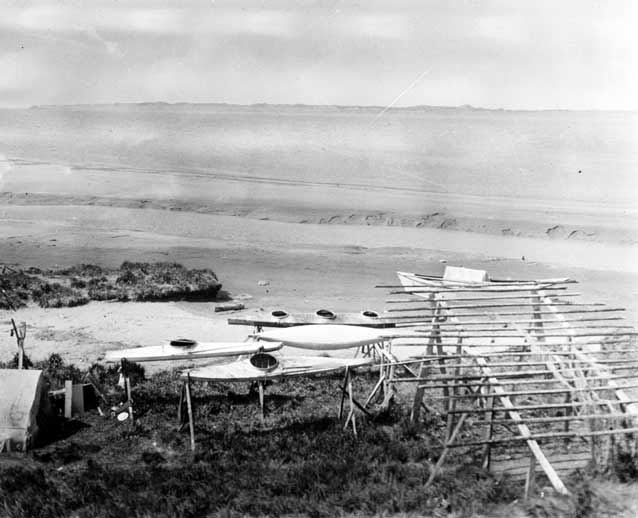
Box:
[0,262,222,309]
[1,353,636,518]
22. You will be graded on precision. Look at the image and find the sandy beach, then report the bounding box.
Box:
[1,104,637,364]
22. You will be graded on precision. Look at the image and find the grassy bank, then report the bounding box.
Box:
[1,356,636,517]
[0,262,222,309]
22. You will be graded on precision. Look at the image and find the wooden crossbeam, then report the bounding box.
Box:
[387,286,569,294]
[412,373,638,390]
[446,399,638,415]
[387,302,605,312]
[426,383,638,400]
[445,427,638,448]
[405,317,625,326]
[386,293,581,303]
[382,308,626,320]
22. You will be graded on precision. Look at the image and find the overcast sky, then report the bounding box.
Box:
[1,0,636,110]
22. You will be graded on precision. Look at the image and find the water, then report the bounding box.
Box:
[0,104,636,208]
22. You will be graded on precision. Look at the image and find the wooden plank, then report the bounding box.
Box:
[385,358,638,370]
[382,308,626,319]
[387,287,569,294]
[482,412,634,425]
[386,293,581,303]
[417,373,638,390]
[406,316,625,326]
[390,351,638,364]
[64,380,73,419]
[228,311,396,328]
[426,383,638,399]
[185,376,195,451]
[388,339,633,348]
[395,333,636,341]
[445,426,638,447]
[446,399,638,415]
[387,302,604,312]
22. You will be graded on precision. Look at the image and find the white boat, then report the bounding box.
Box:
[397,270,573,289]
[253,324,385,350]
[103,340,283,363]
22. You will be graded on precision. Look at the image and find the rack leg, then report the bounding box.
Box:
[481,392,495,470]
[177,382,185,424]
[258,381,265,422]
[185,375,195,451]
[524,454,537,500]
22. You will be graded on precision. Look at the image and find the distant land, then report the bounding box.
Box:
[22,101,636,114]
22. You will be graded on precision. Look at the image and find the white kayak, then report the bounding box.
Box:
[185,354,373,382]
[103,340,283,363]
[253,324,385,350]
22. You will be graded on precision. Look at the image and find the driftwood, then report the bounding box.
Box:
[214,303,245,312]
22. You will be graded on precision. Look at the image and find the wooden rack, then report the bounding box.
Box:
[376,270,638,498]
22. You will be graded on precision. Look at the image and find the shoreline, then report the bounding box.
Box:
[2,201,637,366]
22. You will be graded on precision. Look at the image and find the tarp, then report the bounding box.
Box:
[0,369,50,452]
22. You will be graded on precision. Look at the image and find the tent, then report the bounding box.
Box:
[0,369,52,452]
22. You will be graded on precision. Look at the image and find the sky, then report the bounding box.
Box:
[0,0,636,110]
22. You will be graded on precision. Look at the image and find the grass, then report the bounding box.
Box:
[1,357,637,517]
[0,262,222,309]
[0,361,521,518]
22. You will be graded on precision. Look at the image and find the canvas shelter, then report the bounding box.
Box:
[0,369,51,452]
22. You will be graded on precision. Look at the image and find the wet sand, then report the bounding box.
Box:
[0,104,636,364]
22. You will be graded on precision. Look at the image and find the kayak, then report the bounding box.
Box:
[184,354,373,382]
[103,340,283,363]
[253,324,385,350]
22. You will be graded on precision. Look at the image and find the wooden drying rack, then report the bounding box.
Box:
[375,271,638,498]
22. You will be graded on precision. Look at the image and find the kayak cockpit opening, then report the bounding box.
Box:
[250,352,279,372]
[170,338,197,347]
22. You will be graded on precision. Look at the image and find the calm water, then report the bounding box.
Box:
[0,105,636,208]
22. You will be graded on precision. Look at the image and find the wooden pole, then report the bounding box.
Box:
[185,375,195,451]
[387,339,633,348]
[258,381,265,423]
[427,383,638,400]
[399,350,638,362]
[343,369,358,437]
[410,294,438,424]
[481,388,495,470]
[386,293,581,303]
[402,316,625,326]
[524,453,537,500]
[446,399,638,416]
[424,413,469,489]
[387,286,570,294]
[443,426,638,448]
[339,368,348,419]
[387,302,604,313]
[177,382,185,424]
[64,380,73,419]
[11,319,26,369]
[382,358,638,371]
[419,373,637,390]
[382,308,626,320]
[121,359,134,424]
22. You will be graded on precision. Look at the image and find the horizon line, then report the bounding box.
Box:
[2,101,636,114]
